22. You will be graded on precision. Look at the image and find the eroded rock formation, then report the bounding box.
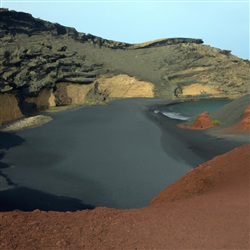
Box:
[95,74,155,99]
[24,88,56,112]
[0,10,250,124]
[0,93,23,124]
[55,82,94,105]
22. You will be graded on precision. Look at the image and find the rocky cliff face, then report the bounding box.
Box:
[0,93,23,124]
[0,9,250,124]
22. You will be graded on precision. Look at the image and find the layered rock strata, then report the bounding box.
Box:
[0,10,250,124]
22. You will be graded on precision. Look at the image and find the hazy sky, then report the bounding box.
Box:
[1,0,249,59]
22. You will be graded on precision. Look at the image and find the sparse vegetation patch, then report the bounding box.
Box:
[211,119,222,126]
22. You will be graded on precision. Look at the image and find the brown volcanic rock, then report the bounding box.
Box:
[0,10,250,124]
[0,10,249,104]
[0,93,23,124]
[96,74,155,99]
[190,111,212,129]
[25,88,56,111]
[0,144,249,249]
[178,111,213,130]
[55,82,94,105]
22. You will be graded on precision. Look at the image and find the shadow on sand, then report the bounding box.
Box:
[0,132,95,212]
[0,187,94,212]
[0,132,25,187]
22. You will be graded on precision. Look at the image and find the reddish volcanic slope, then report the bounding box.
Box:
[220,105,250,134]
[151,143,250,205]
[241,105,250,129]
[0,144,249,249]
[178,104,250,134]
[178,111,213,130]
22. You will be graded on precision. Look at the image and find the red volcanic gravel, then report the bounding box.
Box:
[0,144,249,249]
[178,111,213,130]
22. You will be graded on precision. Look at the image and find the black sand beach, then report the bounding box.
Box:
[0,98,248,211]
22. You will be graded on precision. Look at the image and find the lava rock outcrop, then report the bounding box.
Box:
[0,9,250,124]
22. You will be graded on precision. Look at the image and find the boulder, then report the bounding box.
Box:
[55,82,94,105]
[0,93,23,125]
[25,88,56,111]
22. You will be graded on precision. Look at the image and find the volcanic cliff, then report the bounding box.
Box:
[1,9,250,124]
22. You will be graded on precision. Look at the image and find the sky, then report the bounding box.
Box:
[1,0,249,59]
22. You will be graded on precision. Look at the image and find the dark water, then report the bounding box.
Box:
[0,99,243,211]
[156,100,231,120]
